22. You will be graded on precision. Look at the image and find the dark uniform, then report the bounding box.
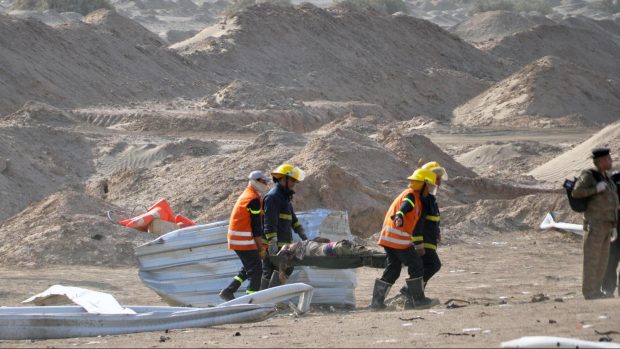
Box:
[603,172,620,296]
[418,194,442,284]
[261,183,304,288]
[399,193,441,296]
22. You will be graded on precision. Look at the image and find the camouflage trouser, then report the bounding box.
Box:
[583,221,613,298]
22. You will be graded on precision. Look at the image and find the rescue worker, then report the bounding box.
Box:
[572,148,619,300]
[400,161,448,297]
[219,170,271,301]
[419,161,448,285]
[602,170,620,297]
[370,168,439,310]
[261,163,308,289]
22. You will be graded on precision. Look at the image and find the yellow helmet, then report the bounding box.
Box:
[421,161,448,180]
[271,163,305,182]
[407,168,437,185]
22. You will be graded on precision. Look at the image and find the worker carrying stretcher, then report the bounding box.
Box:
[261,163,308,290]
[370,168,439,310]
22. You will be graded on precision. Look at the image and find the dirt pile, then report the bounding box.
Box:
[441,192,579,236]
[453,56,620,127]
[173,3,503,119]
[93,129,305,226]
[0,9,206,115]
[0,103,93,221]
[0,190,153,267]
[456,141,564,177]
[560,15,620,44]
[376,129,477,179]
[450,10,554,44]
[528,121,620,183]
[71,98,393,134]
[108,0,221,35]
[487,24,620,80]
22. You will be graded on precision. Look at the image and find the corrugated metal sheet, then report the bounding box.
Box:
[135,209,357,307]
[0,304,276,340]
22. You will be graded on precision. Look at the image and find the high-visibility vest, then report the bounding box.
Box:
[377,188,422,250]
[228,185,261,251]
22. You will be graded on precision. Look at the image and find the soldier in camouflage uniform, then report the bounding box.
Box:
[572,148,619,300]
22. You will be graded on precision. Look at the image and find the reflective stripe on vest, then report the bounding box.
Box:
[228,230,253,237]
[228,185,261,251]
[378,188,421,250]
[426,215,440,222]
[378,234,413,248]
[383,226,411,237]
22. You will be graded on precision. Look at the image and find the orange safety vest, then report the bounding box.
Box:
[228,185,262,251]
[377,188,422,250]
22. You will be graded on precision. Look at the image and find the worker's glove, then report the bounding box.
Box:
[596,182,608,193]
[391,214,404,227]
[611,228,618,243]
[293,224,308,241]
[414,243,425,257]
[268,238,279,256]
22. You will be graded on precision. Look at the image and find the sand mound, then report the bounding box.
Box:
[82,8,164,46]
[95,129,306,224]
[172,3,503,119]
[95,137,219,176]
[290,127,415,237]
[450,10,555,43]
[72,97,394,133]
[0,190,153,267]
[376,129,477,179]
[529,121,620,183]
[442,192,579,235]
[560,15,620,43]
[0,10,205,115]
[453,56,620,127]
[456,141,564,177]
[0,116,93,221]
[1,101,77,126]
[487,24,620,80]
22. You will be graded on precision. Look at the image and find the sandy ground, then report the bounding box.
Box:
[1,230,618,348]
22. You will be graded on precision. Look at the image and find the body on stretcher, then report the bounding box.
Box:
[268,239,387,270]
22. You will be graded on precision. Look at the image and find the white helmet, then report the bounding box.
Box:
[248,170,269,182]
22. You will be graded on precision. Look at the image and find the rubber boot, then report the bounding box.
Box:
[400,280,425,296]
[218,278,242,301]
[369,278,392,310]
[406,277,439,310]
[260,277,270,291]
[267,272,282,289]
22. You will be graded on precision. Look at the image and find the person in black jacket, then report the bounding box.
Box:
[260,163,308,289]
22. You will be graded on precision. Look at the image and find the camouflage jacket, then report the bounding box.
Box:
[572,168,619,224]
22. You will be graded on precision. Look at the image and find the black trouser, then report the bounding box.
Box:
[262,251,294,280]
[235,249,262,292]
[380,246,424,284]
[602,234,620,295]
[422,249,441,283]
